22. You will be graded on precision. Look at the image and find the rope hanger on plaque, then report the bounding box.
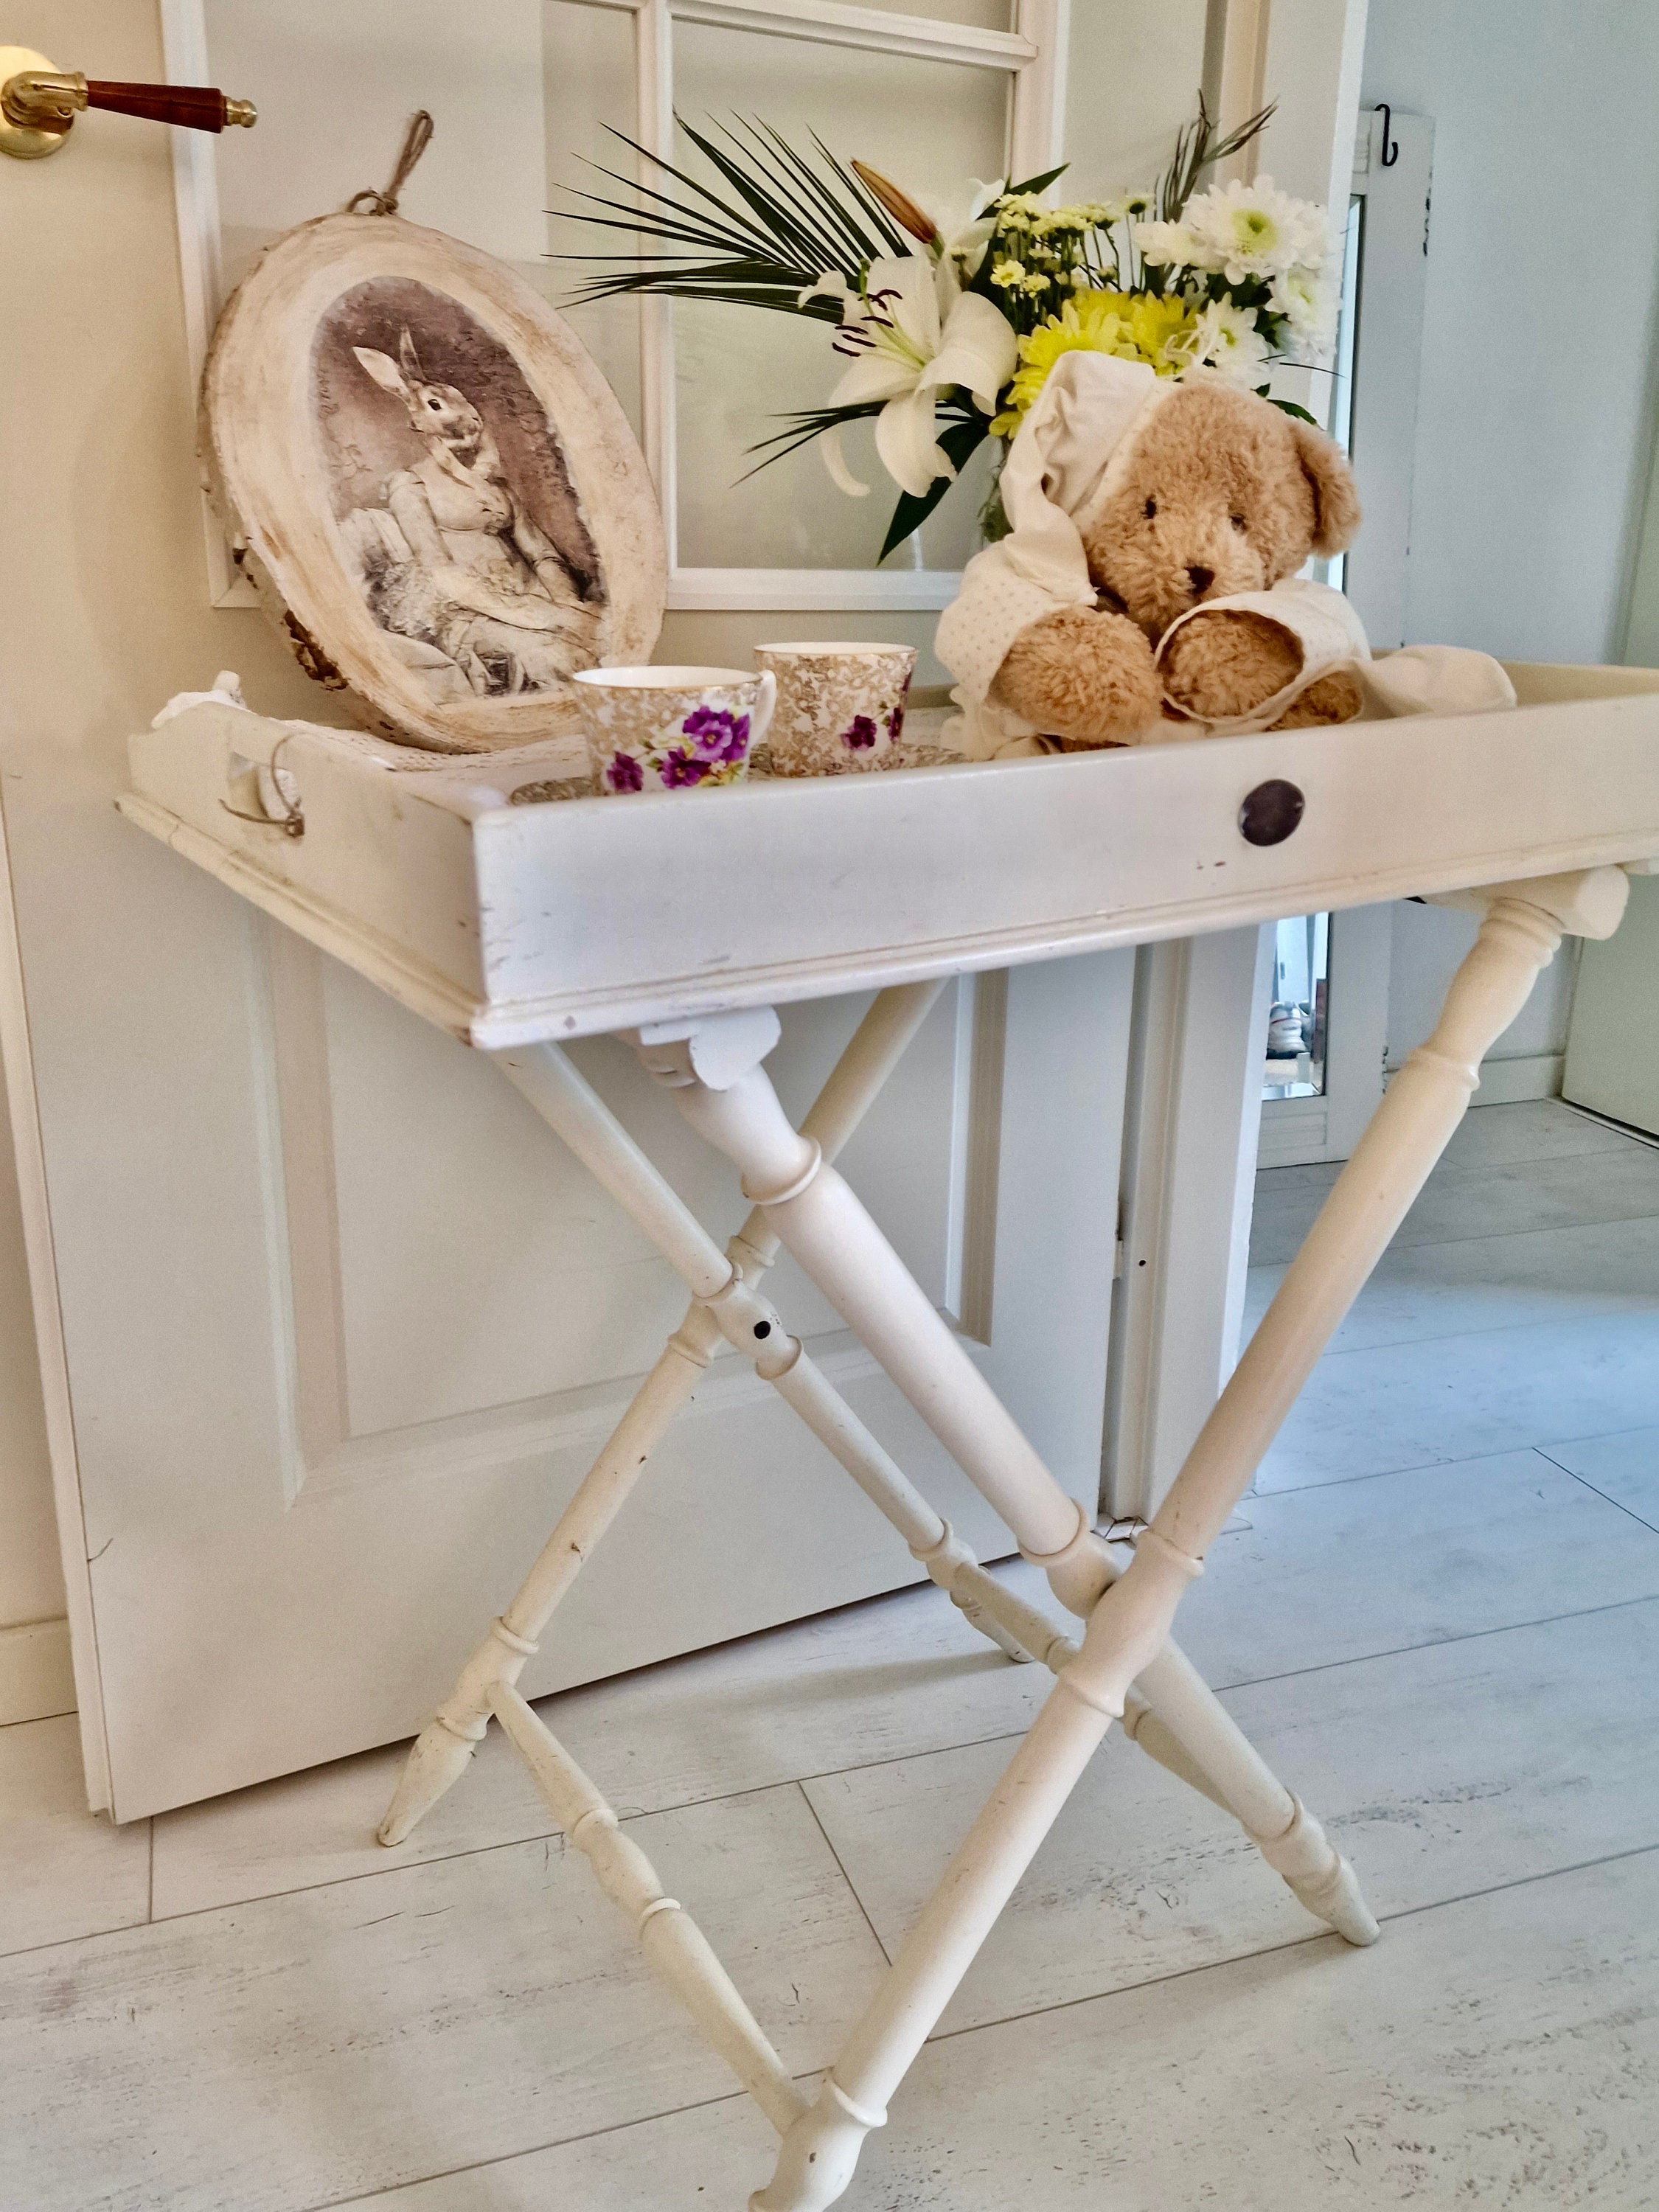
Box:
[344,108,434,217]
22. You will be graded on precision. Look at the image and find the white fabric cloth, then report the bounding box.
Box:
[150,670,248,726]
[1356,641,1517,719]
[936,352,1174,758]
[1152,583,1515,739]
[1154,578,1371,738]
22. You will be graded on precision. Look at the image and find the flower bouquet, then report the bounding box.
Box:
[558,97,1337,560]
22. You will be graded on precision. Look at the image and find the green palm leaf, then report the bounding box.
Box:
[554,117,902,316]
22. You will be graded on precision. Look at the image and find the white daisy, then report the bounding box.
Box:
[1180,175,1328,283]
[1270,262,1337,355]
[1133,217,1211,271]
[1191,299,1273,381]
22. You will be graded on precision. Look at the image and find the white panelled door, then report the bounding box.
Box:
[2,0,1366,1818]
[1,0,1142,1820]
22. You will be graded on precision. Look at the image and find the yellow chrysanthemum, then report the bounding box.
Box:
[1119,292,1206,375]
[988,289,1203,435]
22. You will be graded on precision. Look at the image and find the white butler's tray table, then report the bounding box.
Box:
[122,667,1659,2208]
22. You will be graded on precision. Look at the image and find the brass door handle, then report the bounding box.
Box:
[0,46,254,159]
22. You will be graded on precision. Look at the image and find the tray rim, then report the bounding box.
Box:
[122,667,1659,1048]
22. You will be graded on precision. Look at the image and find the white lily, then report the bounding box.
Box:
[810,253,1018,499]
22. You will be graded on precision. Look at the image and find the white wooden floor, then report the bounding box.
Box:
[3,1099,1658,2211]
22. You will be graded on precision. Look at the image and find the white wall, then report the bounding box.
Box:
[1365,0,1659,664]
[1364,0,1659,1084]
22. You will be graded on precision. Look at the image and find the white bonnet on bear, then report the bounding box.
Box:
[936,352,1178,755]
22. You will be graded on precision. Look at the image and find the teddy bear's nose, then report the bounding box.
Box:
[1186,565,1215,597]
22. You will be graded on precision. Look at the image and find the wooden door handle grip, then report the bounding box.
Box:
[81,80,257,133]
[0,64,256,153]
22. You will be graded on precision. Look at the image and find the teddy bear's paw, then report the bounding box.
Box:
[1270,668,1366,729]
[1158,608,1304,720]
[996,606,1162,747]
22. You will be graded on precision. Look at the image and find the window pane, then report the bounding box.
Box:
[1062,2,1209,200]
[543,0,644,437]
[671,22,1008,570]
[1264,914,1330,1100]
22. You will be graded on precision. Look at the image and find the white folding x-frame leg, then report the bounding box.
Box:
[378,863,1628,2208]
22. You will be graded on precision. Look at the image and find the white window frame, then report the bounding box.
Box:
[1255,102,1434,1169]
[163,0,1068,612]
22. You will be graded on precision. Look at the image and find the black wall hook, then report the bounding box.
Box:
[1374,102,1401,168]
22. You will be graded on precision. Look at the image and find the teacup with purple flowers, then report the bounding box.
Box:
[754,643,917,776]
[572,667,776,796]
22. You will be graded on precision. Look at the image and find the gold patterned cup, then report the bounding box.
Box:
[571,666,775,796]
[753,642,917,776]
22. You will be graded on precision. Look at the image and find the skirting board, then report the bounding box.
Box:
[1472,1051,1566,1105]
[1380,1049,1564,1109]
[1265,1051,1563,1169]
[1257,1096,1333,1169]
[0,1615,76,1728]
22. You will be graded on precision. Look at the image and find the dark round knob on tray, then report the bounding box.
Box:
[1239,779,1305,846]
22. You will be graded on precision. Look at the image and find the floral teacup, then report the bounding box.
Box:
[572,666,776,795]
[753,643,917,776]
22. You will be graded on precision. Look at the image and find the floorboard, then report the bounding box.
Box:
[802,1599,1659,2034]
[1543,1423,1659,1531]
[330,1851,1659,2211]
[7,1101,1659,2211]
[0,1716,150,1956]
[1245,1212,1659,1352]
[0,1784,884,2212]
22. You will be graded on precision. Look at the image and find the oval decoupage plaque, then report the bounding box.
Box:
[203,212,666,752]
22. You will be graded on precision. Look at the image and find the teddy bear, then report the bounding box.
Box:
[937,354,1367,757]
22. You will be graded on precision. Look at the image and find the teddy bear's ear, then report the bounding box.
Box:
[1290,419,1362,555]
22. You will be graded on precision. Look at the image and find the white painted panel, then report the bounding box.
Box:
[321,971,956,1431]
[58,923,1127,1817]
[1062,0,1208,198]
[542,0,643,433]
[0,1034,58,1628]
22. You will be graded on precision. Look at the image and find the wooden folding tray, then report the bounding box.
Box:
[119,664,1659,1048]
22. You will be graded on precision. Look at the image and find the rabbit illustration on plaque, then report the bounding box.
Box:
[315,279,605,702]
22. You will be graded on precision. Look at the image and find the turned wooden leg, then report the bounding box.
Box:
[633,1029,1118,1621]
[380,986,949,1848]
[1130,1643,1377,1944]
[489,1682,807,2133]
[918,1539,1372,1929]
[1148,874,1623,1577]
[749,870,1628,2209]
[754,1628,1145,2212]
[378,1340,704,1845]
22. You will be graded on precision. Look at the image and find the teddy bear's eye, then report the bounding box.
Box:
[1230,512,1248,532]
[1144,496,1158,520]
